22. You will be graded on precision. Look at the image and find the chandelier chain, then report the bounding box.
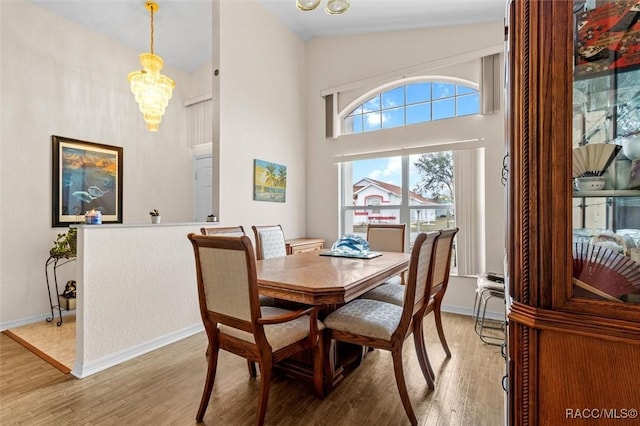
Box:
[149,3,155,54]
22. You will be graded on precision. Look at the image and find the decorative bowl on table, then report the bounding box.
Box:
[574,176,606,191]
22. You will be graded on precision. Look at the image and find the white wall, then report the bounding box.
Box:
[73,223,203,378]
[0,1,193,327]
[217,0,307,240]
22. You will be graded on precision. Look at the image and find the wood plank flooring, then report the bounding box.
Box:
[0,313,504,425]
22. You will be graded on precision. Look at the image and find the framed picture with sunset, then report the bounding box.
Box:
[52,135,123,227]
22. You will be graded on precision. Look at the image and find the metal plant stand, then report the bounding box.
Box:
[45,255,76,326]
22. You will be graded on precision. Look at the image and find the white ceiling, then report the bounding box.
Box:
[29,0,505,73]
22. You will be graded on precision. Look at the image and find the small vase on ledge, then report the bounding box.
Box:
[151,215,161,224]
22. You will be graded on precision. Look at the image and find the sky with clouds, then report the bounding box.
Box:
[353,155,422,189]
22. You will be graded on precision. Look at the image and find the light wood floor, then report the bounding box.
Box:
[3,315,76,373]
[0,313,504,425]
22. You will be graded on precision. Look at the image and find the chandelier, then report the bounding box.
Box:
[296,0,350,14]
[128,1,175,132]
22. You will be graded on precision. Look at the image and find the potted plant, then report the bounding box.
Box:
[149,209,161,224]
[49,227,77,259]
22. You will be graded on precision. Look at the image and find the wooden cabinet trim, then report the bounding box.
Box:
[509,301,640,344]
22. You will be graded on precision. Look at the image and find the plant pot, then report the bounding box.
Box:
[151,216,161,224]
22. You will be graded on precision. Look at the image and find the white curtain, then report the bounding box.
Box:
[186,99,213,147]
[454,148,486,275]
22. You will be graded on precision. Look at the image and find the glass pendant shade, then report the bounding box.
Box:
[325,0,349,14]
[297,0,321,11]
[128,1,174,132]
[128,53,175,132]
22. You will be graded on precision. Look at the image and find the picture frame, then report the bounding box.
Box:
[253,159,286,203]
[52,135,123,227]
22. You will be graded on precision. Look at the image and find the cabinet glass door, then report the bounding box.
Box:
[572,0,640,304]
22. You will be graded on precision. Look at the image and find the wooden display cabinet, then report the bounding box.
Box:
[506,0,640,424]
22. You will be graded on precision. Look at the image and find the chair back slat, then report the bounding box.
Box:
[199,246,252,322]
[429,228,459,299]
[252,225,287,260]
[366,224,406,253]
[201,225,246,237]
[188,234,259,327]
[402,231,439,322]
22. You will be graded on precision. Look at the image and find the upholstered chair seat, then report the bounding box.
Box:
[324,299,402,340]
[220,306,325,351]
[361,282,405,306]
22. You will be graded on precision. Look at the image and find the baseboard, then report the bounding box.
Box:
[442,304,505,322]
[0,310,76,332]
[71,323,204,378]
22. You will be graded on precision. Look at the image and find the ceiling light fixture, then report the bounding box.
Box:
[296,0,350,15]
[128,1,175,132]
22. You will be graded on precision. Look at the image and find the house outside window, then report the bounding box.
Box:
[341,153,457,271]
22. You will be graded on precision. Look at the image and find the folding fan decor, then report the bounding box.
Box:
[572,143,622,178]
[573,242,640,300]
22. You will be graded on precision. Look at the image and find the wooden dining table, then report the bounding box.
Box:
[256,249,411,393]
[256,250,410,305]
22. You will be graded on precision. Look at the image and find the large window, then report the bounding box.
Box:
[341,153,457,272]
[343,81,480,135]
[336,76,486,276]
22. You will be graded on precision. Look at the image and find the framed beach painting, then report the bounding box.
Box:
[52,135,123,227]
[253,159,286,203]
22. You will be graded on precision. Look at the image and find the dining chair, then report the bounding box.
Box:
[323,231,440,425]
[187,234,325,425]
[367,223,406,284]
[251,225,287,260]
[200,225,246,237]
[360,228,459,383]
[200,226,275,377]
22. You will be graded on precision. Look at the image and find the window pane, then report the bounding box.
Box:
[363,95,380,113]
[382,87,405,109]
[457,93,480,116]
[457,85,478,95]
[351,156,403,205]
[348,105,363,115]
[409,152,454,204]
[343,152,458,272]
[407,82,431,104]
[408,151,455,268]
[342,81,479,134]
[382,107,404,129]
[344,115,363,134]
[432,98,455,120]
[406,103,431,124]
[433,82,455,100]
[363,111,381,131]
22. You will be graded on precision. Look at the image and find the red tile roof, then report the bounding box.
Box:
[355,178,435,204]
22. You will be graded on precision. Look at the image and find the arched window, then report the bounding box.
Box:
[342,80,480,135]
